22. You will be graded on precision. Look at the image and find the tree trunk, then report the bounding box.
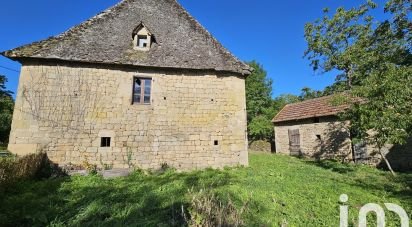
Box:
[378,147,396,176]
[346,67,353,89]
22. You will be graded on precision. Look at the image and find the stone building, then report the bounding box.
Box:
[273,95,412,171]
[1,0,251,170]
[272,95,353,161]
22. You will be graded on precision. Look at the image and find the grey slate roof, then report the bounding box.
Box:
[1,0,251,75]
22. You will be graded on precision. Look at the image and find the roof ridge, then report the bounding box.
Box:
[2,0,250,75]
[284,94,337,107]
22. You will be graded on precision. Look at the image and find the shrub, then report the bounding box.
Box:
[185,190,249,227]
[0,153,65,191]
[82,160,98,175]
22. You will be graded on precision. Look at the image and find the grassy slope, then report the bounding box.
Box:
[0,153,411,226]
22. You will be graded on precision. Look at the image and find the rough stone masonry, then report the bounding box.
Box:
[2,0,251,170]
[8,63,248,170]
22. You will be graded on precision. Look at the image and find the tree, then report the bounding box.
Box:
[0,75,14,145]
[245,61,274,142]
[304,0,411,175]
[273,94,300,111]
[299,87,323,100]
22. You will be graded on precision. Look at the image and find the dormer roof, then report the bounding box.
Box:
[1,0,251,75]
[132,22,152,37]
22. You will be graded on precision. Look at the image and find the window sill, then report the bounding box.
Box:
[132,103,152,106]
[129,103,154,110]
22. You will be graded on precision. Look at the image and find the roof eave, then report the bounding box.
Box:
[5,56,249,75]
[0,50,21,63]
[273,113,341,124]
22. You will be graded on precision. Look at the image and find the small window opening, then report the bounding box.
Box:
[101,137,111,147]
[138,35,148,48]
[314,117,320,123]
[164,97,167,100]
[214,140,219,146]
[316,135,321,140]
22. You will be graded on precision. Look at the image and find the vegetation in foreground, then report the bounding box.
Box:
[0,75,14,145]
[0,153,411,226]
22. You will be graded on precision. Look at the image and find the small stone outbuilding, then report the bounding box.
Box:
[1,0,251,170]
[273,95,412,171]
[272,95,352,161]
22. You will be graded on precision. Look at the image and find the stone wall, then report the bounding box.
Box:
[274,116,352,161]
[8,62,248,170]
[366,137,412,171]
[249,140,273,153]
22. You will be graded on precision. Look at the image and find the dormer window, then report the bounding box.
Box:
[132,22,153,51]
[138,35,148,48]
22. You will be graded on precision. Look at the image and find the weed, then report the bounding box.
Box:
[99,154,113,170]
[185,189,249,227]
[82,159,97,175]
[126,147,134,168]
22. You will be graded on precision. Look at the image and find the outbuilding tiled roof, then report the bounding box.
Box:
[1,0,251,75]
[272,95,350,123]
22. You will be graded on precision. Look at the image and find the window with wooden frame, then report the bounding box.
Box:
[133,77,152,104]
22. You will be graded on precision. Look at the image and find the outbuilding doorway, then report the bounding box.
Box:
[288,129,301,156]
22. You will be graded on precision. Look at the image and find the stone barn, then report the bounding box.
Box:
[272,95,353,161]
[272,95,412,171]
[1,0,251,170]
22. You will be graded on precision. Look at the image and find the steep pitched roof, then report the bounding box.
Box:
[1,0,251,75]
[272,95,351,123]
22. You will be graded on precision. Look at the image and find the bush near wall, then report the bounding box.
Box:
[0,153,64,192]
[249,140,273,153]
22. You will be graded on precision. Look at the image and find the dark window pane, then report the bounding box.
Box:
[144,95,150,103]
[144,86,151,95]
[135,86,141,94]
[101,137,111,147]
[144,79,151,87]
[144,80,151,94]
[135,81,141,93]
[134,95,141,103]
[134,78,142,104]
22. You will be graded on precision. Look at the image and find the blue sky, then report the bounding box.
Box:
[0,0,387,98]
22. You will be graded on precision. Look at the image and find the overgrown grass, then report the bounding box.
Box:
[0,153,64,193]
[0,153,410,226]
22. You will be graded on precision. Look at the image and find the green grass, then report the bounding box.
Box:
[0,153,411,226]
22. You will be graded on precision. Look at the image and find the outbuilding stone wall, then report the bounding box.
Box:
[8,62,248,170]
[274,116,352,161]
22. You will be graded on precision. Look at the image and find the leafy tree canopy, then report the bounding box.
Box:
[245,62,301,142]
[245,61,274,141]
[0,75,14,145]
[304,0,411,175]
